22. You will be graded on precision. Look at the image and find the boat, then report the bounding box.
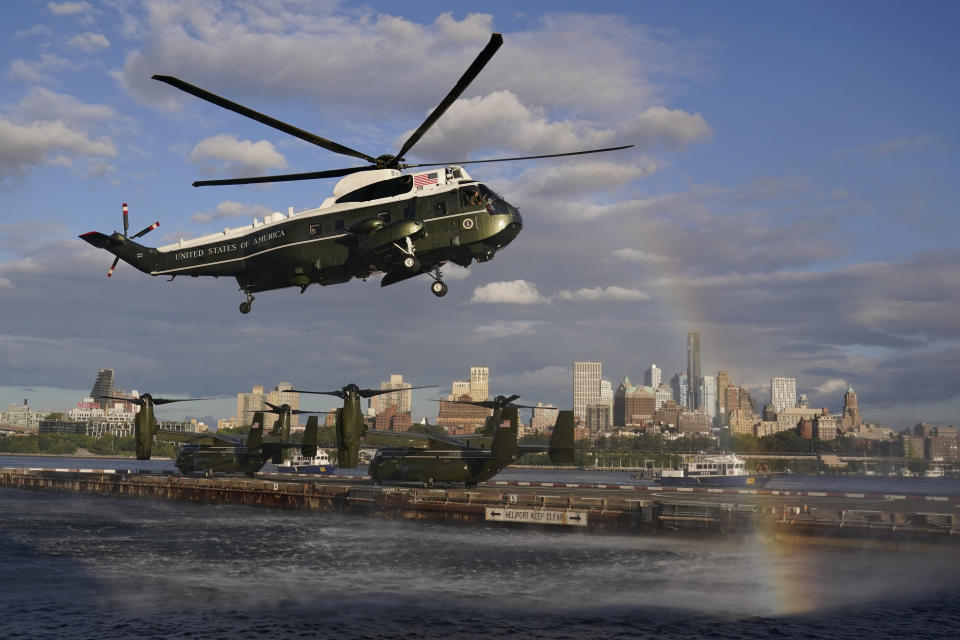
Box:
[273,449,337,475]
[655,453,769,488]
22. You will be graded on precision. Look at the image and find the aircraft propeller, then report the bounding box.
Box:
[106,203,160,277]
[292,383,436,400]
[101,393,215,406]
[441,394,540,411]
[152,33,633,188]
[263,401,327,415]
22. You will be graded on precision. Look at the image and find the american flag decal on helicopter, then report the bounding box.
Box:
[413,172,438,187]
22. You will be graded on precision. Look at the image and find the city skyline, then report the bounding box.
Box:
[1,2,958,430]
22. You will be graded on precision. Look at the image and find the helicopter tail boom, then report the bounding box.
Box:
[80,231,155,276]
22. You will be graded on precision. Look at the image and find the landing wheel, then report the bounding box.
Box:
[431,280,448,297]
[239,291,255,314]
[402,255,420,271]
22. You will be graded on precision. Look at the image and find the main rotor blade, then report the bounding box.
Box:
[401,145,635,169]
[101,394,143,405]
[359,384,437,399]
[393,33,503,163]
[151,397,217,405]
[291,389,346,399]
[152,75,379,164]
[193,166,372,187]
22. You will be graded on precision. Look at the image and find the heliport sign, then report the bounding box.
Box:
[484,507,588,527]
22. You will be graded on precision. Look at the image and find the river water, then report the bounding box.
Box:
[1,456,959,638]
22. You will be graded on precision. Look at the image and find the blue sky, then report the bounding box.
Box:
[1,1,958,427]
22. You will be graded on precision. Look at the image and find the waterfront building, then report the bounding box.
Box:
[1,401,46,432]
[770,377,797,414]
[775,407,824,433]
[585,403,611,432]
[653,400,683,429]
[678,409,711,434]
[600,379,613,417]
[573,361,602,425]
[614,376,656,427]
[90,369,116,410]
[370,374,412,416]
[643,364,662,389]
[686,331,701,409]
[374,405,412,432]
[814,411,838,441]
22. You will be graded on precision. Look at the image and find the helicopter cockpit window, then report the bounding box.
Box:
[378,211,391,224]
[477,184,509,215]
[335,174,414,204]
[459,186,484,208]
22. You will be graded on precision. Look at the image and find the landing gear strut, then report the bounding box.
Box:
[430,268,448,297]
[239,291,255,314]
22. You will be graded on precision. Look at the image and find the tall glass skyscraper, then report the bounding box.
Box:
[686,331,701,409]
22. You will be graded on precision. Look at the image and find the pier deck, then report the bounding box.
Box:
[2,467,957,551]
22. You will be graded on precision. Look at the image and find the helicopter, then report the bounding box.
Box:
[79,33,631,313]
[367,408,575,488]
[113,391,319,476]
[293,383,574,487]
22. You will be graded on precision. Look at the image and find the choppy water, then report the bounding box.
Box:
[1,488,958,639]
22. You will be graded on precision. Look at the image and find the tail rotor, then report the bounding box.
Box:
[106,203,159,278]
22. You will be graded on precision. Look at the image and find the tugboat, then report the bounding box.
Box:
[656,453,769,488]
[273,449,337,475]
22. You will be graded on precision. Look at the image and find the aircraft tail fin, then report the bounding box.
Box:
[134,412,155,460]
[79,203,158,277]
[548,410,575,464]
[302,416,319,458]
[490,406,519,465]
[246,413,265,451]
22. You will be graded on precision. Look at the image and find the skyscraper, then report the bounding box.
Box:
[643,364,662,389]
[90,369,115,410]
[687,331,701,409]
[670,372,689,410]
[573,361,602,424]
[470,366,489,402]
[267,382,301,429]
[701,375,717,421]
[842,386,861,428]
[370,374,412,415]
[236,385,267,427]
[770,377,797,414]
[716,370,730,419]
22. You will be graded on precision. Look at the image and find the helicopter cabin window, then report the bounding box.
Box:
[334,219,345,233]
[402,202,414,219]
[335,174,413,204]
[309,223,321,236]
[459,186,483,208]
[434,200,446,217]
[377,211,391,224]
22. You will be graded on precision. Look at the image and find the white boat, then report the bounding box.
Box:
[274,449,337,475]
[656,453,769,487]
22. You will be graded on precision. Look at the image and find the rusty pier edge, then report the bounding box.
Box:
[2,468,959,552]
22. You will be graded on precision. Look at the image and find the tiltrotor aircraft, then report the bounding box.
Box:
[79,33,631,313]
[294,383,574,487]
[114,392,319,476]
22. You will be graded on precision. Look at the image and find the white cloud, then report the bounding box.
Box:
[470,279,548,304]
[47,1,93,16]
[12,88,117,126]
[0,118,116,188]
[189,134,287,177]
[612,247,670,263]
[5,54,74,84]
[834,135,933,159]
[815,378,849,395]
[556,286,650,302]
[191,201,272,224]
[621,106,712,150]
[509,159,659,199]
[498,365,572,393]
[0,278,12,289]
[67,32,110,53]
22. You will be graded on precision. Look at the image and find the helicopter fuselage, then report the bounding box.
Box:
[85,166,522,307]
